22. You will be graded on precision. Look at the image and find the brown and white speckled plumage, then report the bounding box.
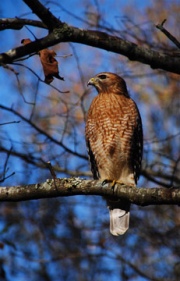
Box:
[85,72,143,236]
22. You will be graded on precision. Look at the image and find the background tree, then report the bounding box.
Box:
[0,0,179,280]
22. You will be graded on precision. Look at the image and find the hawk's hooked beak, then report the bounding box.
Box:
[87,77,96,86]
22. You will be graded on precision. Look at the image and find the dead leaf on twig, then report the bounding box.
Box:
[21,38,64,84]
[39,49,64,84]
[21,38,32,45]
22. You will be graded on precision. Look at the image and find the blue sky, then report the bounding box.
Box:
[0,1,179,281]
[0,0,179,187]
[0,0,177,184]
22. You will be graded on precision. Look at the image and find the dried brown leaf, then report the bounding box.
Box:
[39,49,64,84]
[21,38,64,84]
[21,38,32,45]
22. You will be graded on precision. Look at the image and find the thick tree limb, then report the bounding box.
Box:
[0,27,179,74]
[0,177,179,206]
[23,0,62,30]
[0,0,179,74]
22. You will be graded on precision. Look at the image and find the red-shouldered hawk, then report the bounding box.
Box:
[85,72,143,236]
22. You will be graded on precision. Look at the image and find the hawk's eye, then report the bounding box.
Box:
[98,74,107,80]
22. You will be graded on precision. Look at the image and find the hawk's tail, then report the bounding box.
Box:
[108,201,130,236]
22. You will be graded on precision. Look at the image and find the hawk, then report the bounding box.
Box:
[85,72,143,236]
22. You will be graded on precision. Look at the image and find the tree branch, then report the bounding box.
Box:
[23,0,62,30]
[156,19,180,49]
[0,177,179,205]
[0,27,179,74]
[0,0,179,74]
[0,18,47,30]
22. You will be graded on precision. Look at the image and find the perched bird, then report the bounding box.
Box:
[85,72,143,236]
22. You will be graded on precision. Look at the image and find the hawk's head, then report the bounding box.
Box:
[87,72,129,97]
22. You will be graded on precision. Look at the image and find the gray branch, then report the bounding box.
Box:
[0,18,47,30]
[0,177,179,206]
[0,0,179,74]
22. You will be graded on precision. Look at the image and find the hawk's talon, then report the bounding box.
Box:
[101,179,117,188]
[102,179,111,186]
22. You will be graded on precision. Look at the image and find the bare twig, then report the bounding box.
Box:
[16,74,35,105]
[46,161,58,191]
[46,161,57,179]
[0,147,15,183]
[0,121,20,126]
[0,104,87,160]
[24,25,38,40]
[13,62,69,94]
[0,18,47,30]
[156,19,180,49]
[2,63,19,74]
